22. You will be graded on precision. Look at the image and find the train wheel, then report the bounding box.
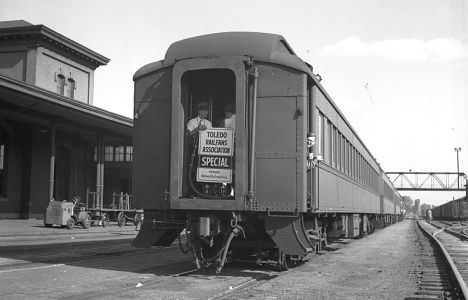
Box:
[82,214,91,229]
[66,218,75,230]
[101,213,109,227]
[277,251,288,272]
[133,213,142,226]
[117,212,126,227]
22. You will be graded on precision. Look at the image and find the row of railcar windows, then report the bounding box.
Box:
[317,111,379,193]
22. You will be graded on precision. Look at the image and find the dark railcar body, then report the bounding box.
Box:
[432,196,467,220]
[131,32,401,271]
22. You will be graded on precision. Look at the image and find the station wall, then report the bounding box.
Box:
[35,47,93,104]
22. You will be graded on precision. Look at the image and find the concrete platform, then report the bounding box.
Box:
[0,219,138,246]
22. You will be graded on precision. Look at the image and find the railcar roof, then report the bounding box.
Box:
[134,32,312,79]
[132,33,390,181]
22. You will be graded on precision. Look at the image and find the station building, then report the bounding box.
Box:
[0,20,133,218]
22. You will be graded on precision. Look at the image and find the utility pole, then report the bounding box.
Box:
[454,147,462,189]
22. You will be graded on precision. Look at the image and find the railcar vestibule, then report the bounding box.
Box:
[180,69,236,198]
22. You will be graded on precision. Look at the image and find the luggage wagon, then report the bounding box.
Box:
[85,189,143,227]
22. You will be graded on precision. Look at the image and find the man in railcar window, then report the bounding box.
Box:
[187,102,212,138]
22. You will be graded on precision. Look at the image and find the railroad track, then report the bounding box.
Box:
[208,271,276,300]
[0,239,188,275]
[1,236,279,299]
[409,220,468,300]
[62,261,277,300]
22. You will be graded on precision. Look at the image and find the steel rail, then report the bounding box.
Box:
[64,263,200,300]
[208,273,275,300]
[417,220,468,299]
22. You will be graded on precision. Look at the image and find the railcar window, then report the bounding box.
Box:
[317,113,323,155]
[180,69,236,199]
[358,155,361,182]
[344,140,348,175]
[346,141,350,176]
[365,161,368,186]
[365,162,368,186]
[333,126,337,168]
[328,121,331,165]
[359,155,363,183]
[0,143,7,196]
[341,135,345,173]
[367,163,370,187]
[336,132,341,171]
[353,148,357,179]
[360,155,363,182]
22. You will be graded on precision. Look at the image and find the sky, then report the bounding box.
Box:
[1,0,467,206]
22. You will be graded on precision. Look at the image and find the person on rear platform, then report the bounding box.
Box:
[187,102,212,138]
[221,103,235,134]
[187,102,212,195]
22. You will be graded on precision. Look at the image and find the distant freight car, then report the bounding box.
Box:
[432,196,467,220]
[131,32,402,272]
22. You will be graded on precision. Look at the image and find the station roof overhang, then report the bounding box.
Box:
[0,20,110,70]
[0,75,133,141]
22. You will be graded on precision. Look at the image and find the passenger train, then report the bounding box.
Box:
[131,32,402,272]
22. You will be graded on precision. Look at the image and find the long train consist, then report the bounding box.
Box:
[432,196,467,220]
[131,32,401,272]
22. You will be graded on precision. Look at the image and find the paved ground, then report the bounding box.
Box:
[234,219,421,299]
[0,219,423,299]
[0,219,138,246]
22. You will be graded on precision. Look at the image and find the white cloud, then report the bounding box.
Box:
[320,36,466,62]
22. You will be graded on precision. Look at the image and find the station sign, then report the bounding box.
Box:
[197,128,234,183]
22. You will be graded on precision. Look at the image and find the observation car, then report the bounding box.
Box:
[131,32,402,272]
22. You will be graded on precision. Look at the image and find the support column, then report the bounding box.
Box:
[96,136,104,209]
[100,140,105,208]
[48,123,56,201]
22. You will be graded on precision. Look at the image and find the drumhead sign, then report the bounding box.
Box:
[197,128,234,183]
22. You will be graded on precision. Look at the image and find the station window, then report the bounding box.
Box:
[67,78,75,99]
[104,146,114,162]
[125,146,133,162]
[94,145,132,163]
[57,74,65,96]
[180,69,236,198]
[114,146,125,162]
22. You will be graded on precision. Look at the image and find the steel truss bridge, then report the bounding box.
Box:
[386,172,468,192]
